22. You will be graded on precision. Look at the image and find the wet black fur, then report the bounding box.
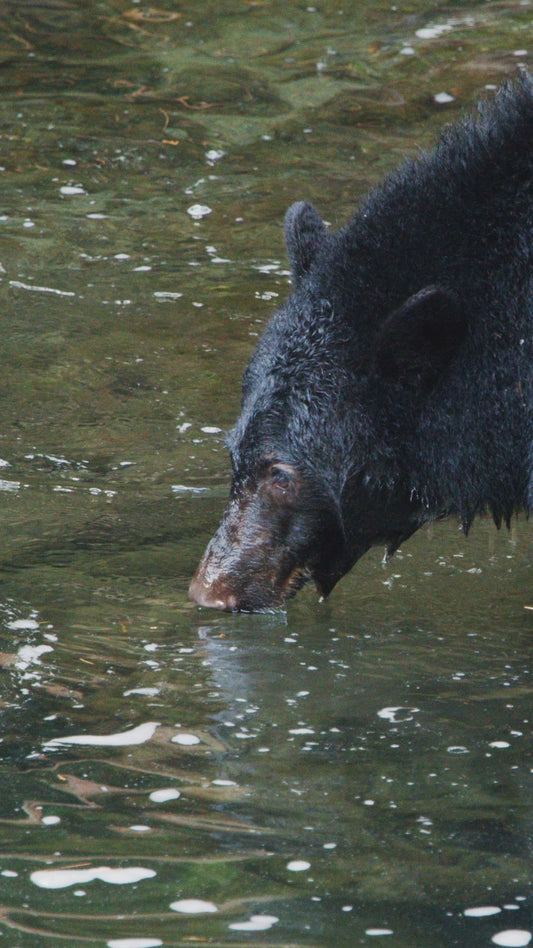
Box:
[197,73,533,609]
[232,74,533,531]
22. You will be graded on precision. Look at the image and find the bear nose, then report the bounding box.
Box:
[188,575,238,611]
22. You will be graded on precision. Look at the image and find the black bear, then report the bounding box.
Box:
[189,72,533,612]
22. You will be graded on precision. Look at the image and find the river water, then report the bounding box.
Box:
[0,1,532,946]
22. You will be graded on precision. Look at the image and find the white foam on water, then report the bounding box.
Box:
[187,204,212,219]
[416,24,453,39]
[171,733,200,746]
[205,149,225,163]
[16,644,53,670]
[149,789,181,803]
[287,860,311,872]
[170,899,218,914]
[377,706,420,723]
[9,280,75,297]
[31,866,156,890]
[492,932,532,947]
[254,262,283,274]
[464,907,502,917]
[0,479,20,491]
[124,688,161,697]
[229,915,279,931]
[107,939,162,948]
[44,721,159,749]
[8,618,40,631]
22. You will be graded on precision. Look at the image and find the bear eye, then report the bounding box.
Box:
[269,463,297,493]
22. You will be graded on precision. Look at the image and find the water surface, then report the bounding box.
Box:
[0,2,532,946]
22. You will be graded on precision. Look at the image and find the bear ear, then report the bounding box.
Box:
[375,285,468,392]
[284,201,328,286]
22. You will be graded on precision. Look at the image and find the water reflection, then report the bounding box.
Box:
[1,527,531,944]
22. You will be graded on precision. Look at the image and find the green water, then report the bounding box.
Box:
[0,1,532,945]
